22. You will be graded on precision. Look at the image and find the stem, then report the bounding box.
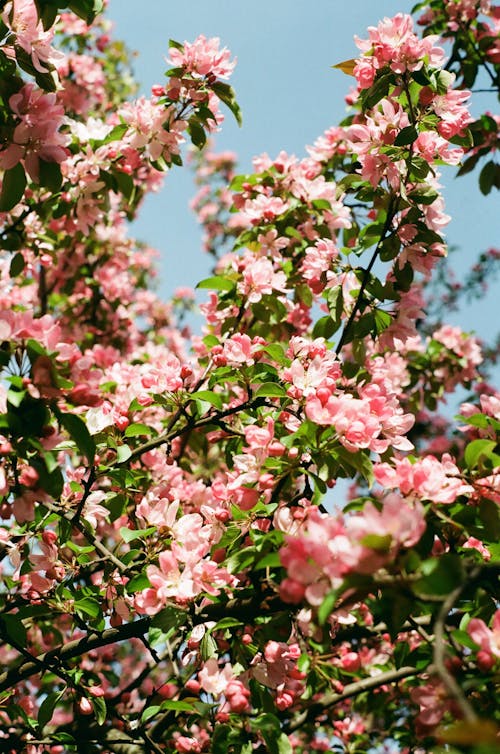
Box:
[288,665,419,732]
[335,195,397,355]
[127,396,268,462]
[0,618,151,694]
[432,576,479,723]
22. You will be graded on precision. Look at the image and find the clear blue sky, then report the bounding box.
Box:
[108,1,498,348]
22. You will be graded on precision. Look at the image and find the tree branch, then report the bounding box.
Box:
[288,665,419,732]
[0,618,151,694]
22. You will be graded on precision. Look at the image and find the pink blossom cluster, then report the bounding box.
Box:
[0,83,69,182]
[196,658,251,714]
[134,505,235,612]
[118,98,187,164]
[410,677,458,737]
[168,35,236,80]
[374,453,473,504]
[1,0,65,74]
[251,641,305,710]
[467,609,500,670]
[279,495,426,606]
[231,149,351,238]
[354,13,445,85]
[432,324,482,389]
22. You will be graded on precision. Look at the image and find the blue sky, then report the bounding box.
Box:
[108,1,498,349]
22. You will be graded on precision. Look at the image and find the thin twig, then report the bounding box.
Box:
[288,665,419,732]
[432,576,479,723]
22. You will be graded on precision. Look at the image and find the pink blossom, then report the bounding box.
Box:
[467,610,500,667]
[462,536,491,560]
[119,98,186,163]
[241,194,290,225]
[223,333,256,366]
[355,14,444,77]
[198,658,235,696]
[0,84,69,181]
[237,254,287,303]
[168,35,236,80]
[2,0,65,73]
[374,454,473,504]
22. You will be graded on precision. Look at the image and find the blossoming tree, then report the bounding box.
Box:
[0,0,499,752]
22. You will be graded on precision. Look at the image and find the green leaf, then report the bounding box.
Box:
[1,614,27,646]
[361,533,392,552]
[66,0,104,24]
[124,423,154,437]
[379,234,400,261]
[362,71,393,110]
[211,81,242,126]
[394,125,418,146]
[213,617,244,631]
[101,123,128,144]
[91,694,106,726]
[38,160,62,192]
[408,186,439,205]
[38,691,63,729]
[417,554,464,596]
[374,308,392,334]
[311,198,331,211]
[6,388,26,408]
[0,163,26,212]
[141,704,160,723]
[203,334,219,349]
[318,590,336,625]
[250,713,283,754]
[255,551,282,569]
[126,573,151,593]
[456,153,481,178]
[196,275,235,292]
[327,284,344,328]
[464,439,497,469]
[188,118,207,149]
[479,160,497,195]
[478,498,500,541]
[190,390,223,410]
[59,412,96,464]
[277,733,293,754]
[261,343,288,366]
[200,631,217,660]
[312,315,337,340]
[75,597,100,618]
[113,169,135,202]
[226,547,257,573]
[31,457,64,498]
[9,252,25,277]
[212,725,233,754]
[116,444,132,464]
[151,605,188,633]
[168,38,184,51]
[254,382,286,398]
[160,699,196,713]
[119,526,156,543]
[458,412,489,429]
[52,733,76,745]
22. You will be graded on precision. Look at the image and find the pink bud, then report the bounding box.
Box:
[78,697,93,715]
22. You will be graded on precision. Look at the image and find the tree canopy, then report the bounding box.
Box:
[0,1,499,753]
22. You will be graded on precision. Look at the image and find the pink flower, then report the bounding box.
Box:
[462,536,491,560]
[467,610,500,668]
[198,658,235,696]
[0,84,69,181]
[355,14,444,76]
[168,35,236,80]
[2,0,65,73]
[236,254,288,303]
